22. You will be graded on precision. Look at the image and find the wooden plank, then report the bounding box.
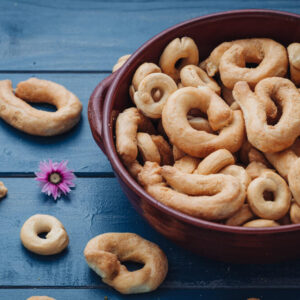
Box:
[0,0,299,71]
[0,73,113,174]
[1,177,300,288]
[1,288,299,300]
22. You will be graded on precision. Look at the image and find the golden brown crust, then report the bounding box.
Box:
[173,156,200,174]
[243,219,280,227]
[27,297,56,300]
[225,204,255,226]
[112,54,131,73]
[137,132,161,164]
[0,78,82,136]
[151,135,173,165]
[84,233,168,294]
[290,201,300,224]
[287,43,300,85]
[20,214,69,255]
[0,181,7,199]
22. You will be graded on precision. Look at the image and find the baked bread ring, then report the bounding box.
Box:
[187,116,213,133]
[116,107,155,164]
[225,204,255,226]
[137,132,161,164]
[194,149,235,175]
[84,233,168,294]
[287,43,300,85]
[246,162,273,180]
[112,54,131,73]
[159,37,199,82]
[133,73,177,118]
[162,87,244,157]
[0,78,82,136]
[180,65,221,94]
[173,156,200,174]
[233,77,300,152]
[243,219,280,227]
[200,38,288,88]
[20,214,69,255]
[172,145,186,161]
[139,162,245,220]
[290,202,300,224]
[247,171,291,220]
[0,181,7,198]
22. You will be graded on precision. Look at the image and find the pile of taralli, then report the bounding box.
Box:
[115,37,300,227]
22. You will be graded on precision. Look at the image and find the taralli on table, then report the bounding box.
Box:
[194,149,234,175]
[287,43,300,85]
[290,201,300,224]
[27,297,55,300]
[159,37,199,82]
[0,181,7,198]
[133,73,177,118]
[247,171,291,220]
[200,38,288,88]
[243,219,280,228]
[173,155,200,174]
[139,162,245,220]
[162,87,244,157]
[84,233,168,294]
[20,214,69,255]
[112,54,131,73]
[180,64,221,94]
[0,78,82,136]
[225,204,255,226]
[115,107,155,164]
[137,132,161,164]
[233,77,300,152]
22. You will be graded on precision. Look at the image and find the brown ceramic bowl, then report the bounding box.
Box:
[88,10,300,263]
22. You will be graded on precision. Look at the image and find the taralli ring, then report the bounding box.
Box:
[247,171,291,220]
[200,38,288,88]
[225,204,255,226]
[290,202,300,224]
[20,214,69,255]
[84,232,168,294]
[0,78,82,136]
[133,73,177,118]
[287,43,300,85]
[159,37,199,82]
[0,181,7,199]
[243,219,280,228]
[233,77,300,152]
[162,87,244,157]
[27,297,56,300]
[112,54,131,73]
[137,132,161,164]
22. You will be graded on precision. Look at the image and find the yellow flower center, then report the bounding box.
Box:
[49,172,61,184]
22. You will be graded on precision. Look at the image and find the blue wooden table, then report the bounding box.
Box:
[0,1,300,299]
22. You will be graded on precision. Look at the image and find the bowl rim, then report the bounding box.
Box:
[103,9,300,235]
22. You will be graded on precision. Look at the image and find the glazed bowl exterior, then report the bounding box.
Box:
[88,10,300,263]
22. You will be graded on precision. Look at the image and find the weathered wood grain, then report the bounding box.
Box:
[1,177,300,289]
[0,0,299,71]
[0,73,113,174]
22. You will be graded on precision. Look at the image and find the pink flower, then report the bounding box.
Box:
[35,160,75,200]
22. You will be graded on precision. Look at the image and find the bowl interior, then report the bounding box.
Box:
[104,10,300,233]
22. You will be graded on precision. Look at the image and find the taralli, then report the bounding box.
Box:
[173,156,200,174]
[0,78,82,136]
[239,140,269,166]
[137,132,161,164]
[0,181,7,198]
[266,149,300,206]
[233,77,300,152]
[133,73,177,118]
[247,171,291,220]
[225,204,255,226]
[290,202,300,224]
[187,116,213,133]
[246,162,273,179]
[139,162,245,220]
[243,219,280,228]
[220,165,251,191]
[126,160,144,180]
[20,214,69,255]
[172,145,186,161]
[221,83,236,106]
[162,87,244,157]
[84,233,168,294]
[112,54,131,73]
[287,43,300,85]
[180,65,221,94]
[194,149,235,175]
[27,297,55,300]
[151,135,173,165]
[115,107,155,164]
[159,37,199,81]
[130,63,162,102]
[200,38,288,88]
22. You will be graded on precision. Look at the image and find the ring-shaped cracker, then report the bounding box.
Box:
[0,78,82,136]
[287,43,300,85]
[84,232,168,294]
[20,214,69,255]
